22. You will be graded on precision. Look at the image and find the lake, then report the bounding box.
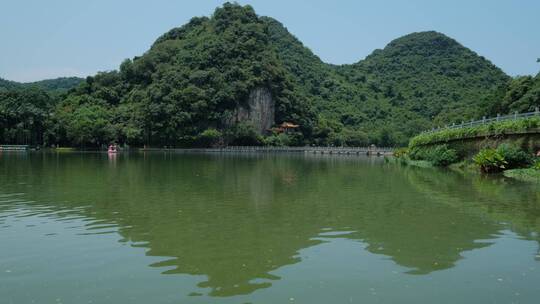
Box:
[1,152,539,303]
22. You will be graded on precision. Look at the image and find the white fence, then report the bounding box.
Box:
[143,146,394,154]
[222,146,393,153]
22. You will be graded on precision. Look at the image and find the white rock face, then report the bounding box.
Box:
[234,87,275,134]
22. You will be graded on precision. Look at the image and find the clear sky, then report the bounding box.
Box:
[1,0,539,82]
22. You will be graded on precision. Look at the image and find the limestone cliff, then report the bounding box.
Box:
[233,87,275,134]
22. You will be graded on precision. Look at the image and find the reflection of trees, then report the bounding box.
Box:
[2,153,537,296]
[403,165,540,257]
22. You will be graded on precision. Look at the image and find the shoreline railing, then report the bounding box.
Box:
[423,107,540,134]
[223,146,393,152]
[142,145,394,154]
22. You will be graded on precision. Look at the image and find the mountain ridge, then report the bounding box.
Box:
[1,3,536,148]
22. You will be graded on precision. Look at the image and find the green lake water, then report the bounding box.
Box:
[1,152,539,303]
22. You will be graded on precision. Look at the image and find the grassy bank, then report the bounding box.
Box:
[503,168,540,183]
[388,155,434,168]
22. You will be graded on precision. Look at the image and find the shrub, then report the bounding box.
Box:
[264,133,290,147]
[393,147,409,158]
[287,132,306,146]
[226,123,263,146]
[408,146,429,160]
[496,143,532,169]
[327,132,345,147]
[195,129,222,147]
[430,145,459,166]
[534,159,540,170]
[473,148,507,173]
[342,129,369,147]
[408,144,459,166]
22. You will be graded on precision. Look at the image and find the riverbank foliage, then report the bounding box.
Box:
[472,148,508,173]
[473,144,535,173]
[408,144,459,167]
[2,3,539,148]
[503,168,540,183]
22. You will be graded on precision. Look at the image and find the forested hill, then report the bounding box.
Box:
[29,77,84,93]
[1,3,537,148]
[0,78,20,90]
[348,31,510,125]
[0,77,83,94]
[263,19,510,144]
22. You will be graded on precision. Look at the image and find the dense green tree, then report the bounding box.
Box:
[0,87,53,145]
[482,73,540,116]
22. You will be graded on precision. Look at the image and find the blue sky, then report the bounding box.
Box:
[1,0,539,82]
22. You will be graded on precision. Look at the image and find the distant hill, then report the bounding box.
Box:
[0,78,20,90]
[29,77,84,93]
[2,3,537,147]
[0,76,84,93]
[351,31,510,124]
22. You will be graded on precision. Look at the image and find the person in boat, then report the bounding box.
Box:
[108,144,117,153]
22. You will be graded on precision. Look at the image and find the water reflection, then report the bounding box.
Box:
[0,152,539,297]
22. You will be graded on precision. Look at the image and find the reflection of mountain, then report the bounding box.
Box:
[1,153,537,296]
